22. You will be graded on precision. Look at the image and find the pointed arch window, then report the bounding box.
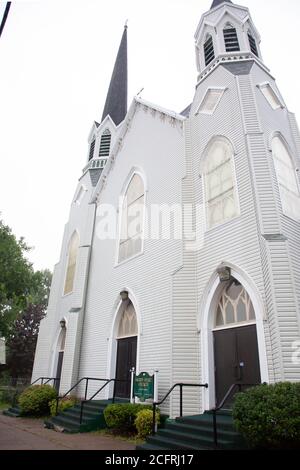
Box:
[272,136,300,221]
[215,279,255,328]
[204,35,215,66]
[64,231,79,295]
[118,174,145,263]
[99,129,111,158]
[223,24,240,52]
[203,138,239,229]
[89,139,96,161]
[117,301,138,338]
[248,31,258,57]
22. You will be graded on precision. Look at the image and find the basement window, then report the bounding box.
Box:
[196,88,226,115]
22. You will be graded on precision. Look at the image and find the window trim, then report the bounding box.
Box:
[196,87,227,116]
[257,82,284,110]
[201,137,240,232]
[115,170,146,266]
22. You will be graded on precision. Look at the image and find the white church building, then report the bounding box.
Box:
[32,0,300,417]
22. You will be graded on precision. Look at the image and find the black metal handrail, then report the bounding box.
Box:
[152,382,208,434]
[31,377,58,386]
[212,382,260,447]
[55,377,111,415]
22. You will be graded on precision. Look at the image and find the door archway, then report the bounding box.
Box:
[55,322,66,392]
[114,299,138,399]
[213,278,261,406]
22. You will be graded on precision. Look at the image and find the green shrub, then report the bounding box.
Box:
[135,408,160,439]
[49,396,77,416]
[18,385,57,417]
[232,382,300,449]
[104,403,152,433]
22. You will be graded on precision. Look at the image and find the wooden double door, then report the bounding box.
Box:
[214,325,261,407]
[114,336,137,399]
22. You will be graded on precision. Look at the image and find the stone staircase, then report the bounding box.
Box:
[44,398,127,433]
[137,410,247,450]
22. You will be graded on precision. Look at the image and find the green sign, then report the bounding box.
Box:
[134,372,154,402]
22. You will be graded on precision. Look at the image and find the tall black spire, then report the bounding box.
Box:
[101,25,128,126]
[210,0,233,9]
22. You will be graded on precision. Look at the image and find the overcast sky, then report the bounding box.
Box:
[1,0,300,272]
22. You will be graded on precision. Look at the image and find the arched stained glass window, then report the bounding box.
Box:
[203,138,239,229]
[118,174,144,263]
[64,231,79,295]
[215,280,255,328]
[117,302,138,338]
[272,136,300,221]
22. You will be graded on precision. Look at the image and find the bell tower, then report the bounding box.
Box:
[195,0,262,77]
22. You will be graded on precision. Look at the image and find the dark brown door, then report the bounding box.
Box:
[214,325,261,407]
[55,351,64,392]
[114,336,137,399]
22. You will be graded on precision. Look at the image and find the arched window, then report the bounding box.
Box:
[272,136,300,220]
[203,138,239,229]
[99,129,111,158]
[223,24,240,52]
[118,174,145,263]
[117,301,138,338]
[89,139,96,161]
[64,231,79,295]
[215,279,255,328]
[248,31,258,57]
[204,34,215,66]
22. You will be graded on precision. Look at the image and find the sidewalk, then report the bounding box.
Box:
[0,413,135,450]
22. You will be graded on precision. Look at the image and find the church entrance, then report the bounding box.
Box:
[114,297,138,399]
[213,279,261,407]
[115,336,137,398]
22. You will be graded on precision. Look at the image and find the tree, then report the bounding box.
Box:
[6,304,46,378]
[0,219,34,337]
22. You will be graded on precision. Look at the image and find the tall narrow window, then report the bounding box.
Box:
[272,136,300,221]
[204,35,215,66]
[248,31,258,57]
[99,129,111,158]
[89,139,95,161]
[118,174,145,263]
[203,138,239,229]
[223,24,240,52]
[64,231,79,295]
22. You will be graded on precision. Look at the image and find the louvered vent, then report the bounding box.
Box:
[99,129,111,158]
[248,32,258,56]
[89,140,95,161]
[204,36,215,66]
[223,27,240,52]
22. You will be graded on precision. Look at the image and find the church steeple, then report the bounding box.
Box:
[101,25,128,126]
[210,0,233,9]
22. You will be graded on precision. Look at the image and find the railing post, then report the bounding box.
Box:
[213,409,218,448]
[80,401,85,425]
[152,403,157,435]
[41,378,44,385]
[55,396,59,415]
[112,380,116,404]
[84,378,89,401]
[130,367,135,404]
[179,384,183,417]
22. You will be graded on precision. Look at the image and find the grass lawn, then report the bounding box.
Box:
[94,428,145,446]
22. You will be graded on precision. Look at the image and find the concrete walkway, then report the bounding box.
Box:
[0,413,136,450]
